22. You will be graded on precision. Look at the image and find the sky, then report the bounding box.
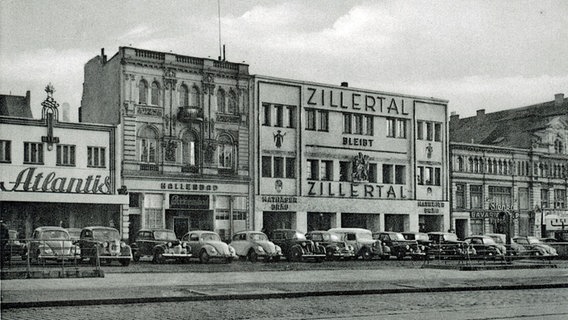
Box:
[1,0,567,121]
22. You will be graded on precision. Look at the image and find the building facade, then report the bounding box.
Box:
[252,76,450,234]
[450,94,568,239]
[0,86,127,239]
[80,47,252,241]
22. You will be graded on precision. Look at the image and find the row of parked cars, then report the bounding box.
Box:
[1,226,560,266]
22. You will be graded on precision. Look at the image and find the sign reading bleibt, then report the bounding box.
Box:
[169,194,209,209]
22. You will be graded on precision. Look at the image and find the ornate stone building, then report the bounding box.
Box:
[80,47,252,241]
[450,93,568,239]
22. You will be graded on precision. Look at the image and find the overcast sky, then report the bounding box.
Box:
[1,0,567,121]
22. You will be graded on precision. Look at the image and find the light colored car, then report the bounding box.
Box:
[328,228,390,260]
[28,226,81,264]
[182,230,237,263]
[513,236,558,257]
[230,231,282,262]
[484,233,526,256]
[78,226,132,266]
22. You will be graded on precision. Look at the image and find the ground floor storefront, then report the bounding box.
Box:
[451,209,536,240]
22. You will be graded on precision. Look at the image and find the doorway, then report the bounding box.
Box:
[174,217,190,239]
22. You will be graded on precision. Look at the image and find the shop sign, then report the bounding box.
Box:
[0,167,111,194]
[261,196,298,211]
[418,201,445,213]
[470,211,511,224]
[306,181,406,199]
[488,203,513,211]
[160,182,218,191]
[169,194,209,209]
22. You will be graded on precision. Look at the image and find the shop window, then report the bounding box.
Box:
[470,185,483,209]
[365,115,374,136]
[23,142,43,164]
[339,161,351,182]
[227,90,237,114]
[541,189,550,208]
[417,121,424,140]
[343,113,352,133]
[321,160,333,181]
[285,157,296,178]
[275,105,284,127]
[319,110,329,132]
[382,164,393,184]
[150,81,160,105]
[354,114,363,134]
[56,144,75,166]
[262,156,272,177]
[138,126,158,163]
[386,118,395,137]
[215,210,230,220]
[455,184,465,209]
[273,157,284,178]
[233,211,246,220]
[217,88,226,113]
[470,219,484,235]
[263,104,271,126]
[488,186,512,208]
[0,140,11,163]
[182,131,198,166]
[139,79,148,104]
[307,159,319,180]
[144,194,163,229]
[434,123,442,141]
[395,165,405,184]
[554,189,566,209]
[179,84,189,107]
[217,135,234,170]
[306,109,316,130]
[368,163,377,183]
[287,106,296,128]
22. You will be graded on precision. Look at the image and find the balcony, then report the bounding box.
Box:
[177,106,203,122]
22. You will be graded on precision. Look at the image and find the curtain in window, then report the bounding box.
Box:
[139,80,148,104]
[151,82,159,105]
[139,126,158,163]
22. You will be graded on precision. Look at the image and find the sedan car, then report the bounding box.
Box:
[28,226,81,264]
[485,233,526,256]
[2,230,27,261]
[269,229,326,262]
[513,236,558,257]
[181,230,237,263]
[463,235,504,257]
[78,226,132,266]
[373,231,425,260]
[328,228,390,260]
[428,232,475,257]
[305,230,355,260]
[402,232,432,256]
[131,229,192,264]
[230,231,282,262]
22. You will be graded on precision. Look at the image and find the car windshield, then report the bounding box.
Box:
[488,235,504,244]
[93,229,120,241]
[443,233,458,241]
[482,237,497,245]
[250,233,268,241]
[40,230,69,240]
[294,232,307,240]
[358,232,373,240]
[527,237,541,244]
[202,233,221,241]
[415,233,429,241]
[154,231,178,241]
[329,233,341,242]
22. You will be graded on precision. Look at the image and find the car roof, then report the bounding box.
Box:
[185,230,218,235]
[374,231,401,234]
[34,226,67,232]
[235,230,265,234]
[81,226,118,231]
[328,228,371,233]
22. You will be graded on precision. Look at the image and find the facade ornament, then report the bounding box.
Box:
[202,73,215,95]
[426,143,433,159]
[163,140,177,162]
[275,180,283,193]
[352,152,370,181]
[273,130,286,148]
[41,83,60,149]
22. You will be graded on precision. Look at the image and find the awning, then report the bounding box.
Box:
[0,192,129,205]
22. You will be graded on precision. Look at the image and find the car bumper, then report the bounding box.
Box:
[162,253,193,258]
[97,254,133,260]
[39,254,81,261]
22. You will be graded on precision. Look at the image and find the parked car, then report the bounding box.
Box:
[373,231,425,260]
[540,237,558,243]
[305,230,355,260]
[513,236,558,257]
[269,229,326,262]
[28,226,81,264]
[427,232,474,257]
[131,229,192,264]
[328,228,390,260]
[65,228,82,243]
[463,235,504,257]
[2,230,27,261]
[402,232,432,256]
[229,231,282,262]
[78,226,132,266]
[181,230,237,263]
[485,233,526,256]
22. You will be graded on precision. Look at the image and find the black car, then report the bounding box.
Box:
[78,226,132,266]
[463,235,504,257]
[305,230,355,260]
[427,232,474,257]
[373,231,425,260]
[269,229,326,262]
[2,230,27,261]
[131,229,192,264]
[402,232,432,255]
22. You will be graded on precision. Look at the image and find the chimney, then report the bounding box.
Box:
[449,111,460,132]
[476,109,485,118]
[101,48,107,63]
[555,93,564,107]
[25,90,31,109]
[340,82,349,87]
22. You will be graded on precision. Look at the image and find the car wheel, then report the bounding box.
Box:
[396,250,405,260]
[248,250,258,263]
[326,249,335,261]
[153,250,165,264]
[199,250,210,264]
[289,247,302,262]
[132,252,140,262]
[119,259,130,267]
[360,247,372,260]
[225,257,233,264]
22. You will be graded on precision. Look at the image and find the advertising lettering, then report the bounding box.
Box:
[261,196,298,211]
[306,181,406,199]
[160,183,218,191]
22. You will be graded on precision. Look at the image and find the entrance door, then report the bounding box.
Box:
[128,214,141,244]
[455,219,468,239]
[174,217,190,239]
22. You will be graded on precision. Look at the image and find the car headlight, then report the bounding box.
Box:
[103,242,109,248]
[420,245,425,251]
[347,245,354,251]
[229,246,236,254]
[405,245,410,250]
[120,242,126,248]
[168,242,172,247]
[550,247,557,255]
[182,242,187,248]
[75,246,81,255]
[275,245,282,254]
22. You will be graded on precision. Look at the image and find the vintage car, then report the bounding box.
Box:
[463,235,504,257]
[427,232,475,257]
[181,230,237,263]
[305,230,355,260]
[402,232,432,255]
[328,228,390,260]
[131,229,192,264]
[78,226,132,266]
[2,230,27,261]
[229,231,282,262]
[485,233,526,256]
[513,236,558,257]
[269,229,326,262]
[28,226,81,264]
[373,231,425,260]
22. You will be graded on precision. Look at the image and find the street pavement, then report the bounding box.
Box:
[2,266,568,308]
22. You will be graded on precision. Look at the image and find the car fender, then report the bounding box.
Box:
[290,244,305,255]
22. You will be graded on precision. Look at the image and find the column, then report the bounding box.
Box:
[331,212,341,228]
[296,211,307,233]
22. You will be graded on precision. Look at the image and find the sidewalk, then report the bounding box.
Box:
[2,267,568,308]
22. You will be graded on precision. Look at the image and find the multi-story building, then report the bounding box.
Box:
[80,47,252,241]
[450,93,568,239]
[252,76,450,234]
[0,85,127,238]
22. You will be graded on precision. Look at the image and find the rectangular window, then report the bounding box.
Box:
[23,142,43,164]
[417,166,424,185]
[554,189,566,209]
[425,167,434,185]
[339,161,351,181]
[87,146,106,168]
[386,118,395,137]
[262,156,272,177]
[129,193,141,208]
[273,157,284,178]
[382,164,393,184]
[354,114,363,134]
[365,115,374,136]
[456,184,465,209]
[426,122,433,141]
[541,189,550,208]
[395,165,405,184]
[343,113,352,133]
[434,123,442,142]
[417,121,424,140]
[287,106,296,128]
[319,110,329,131]
[306,109,316,130]
[369,163,377,183]
[262,104,271,126]
[489,186,512,209]
[0,140,11,162]
[321,160,333,181]
[307,159,319,180]
[470,185,483,209]
[285,157,295,178]
[518,188,529,210]
[434,167,441,186]
[396,119,407,138]
[275,105,284,127]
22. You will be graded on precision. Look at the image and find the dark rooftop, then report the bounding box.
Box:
[0,91,33,118]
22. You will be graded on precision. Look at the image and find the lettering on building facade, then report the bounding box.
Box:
[160,183,219,191]
[169,194,209,209]
[261,196,298,211]
[137,106,163,117]
[306,181,407,199]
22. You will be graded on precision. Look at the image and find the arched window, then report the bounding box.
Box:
[190,86,200,107]
[138,126,158,163]
[182,130,198,166]
[555,139,564,154]
[179,84,189,107]
[139,79,148,104]
[457,156,464,172]
[151,81,160,105]
[228,90,237,114]
[217,135,234,170]
[217,88,226,113]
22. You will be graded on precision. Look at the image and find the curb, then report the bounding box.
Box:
[3,282,568,309]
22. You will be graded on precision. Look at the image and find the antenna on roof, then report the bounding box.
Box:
[218,0,223,61]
